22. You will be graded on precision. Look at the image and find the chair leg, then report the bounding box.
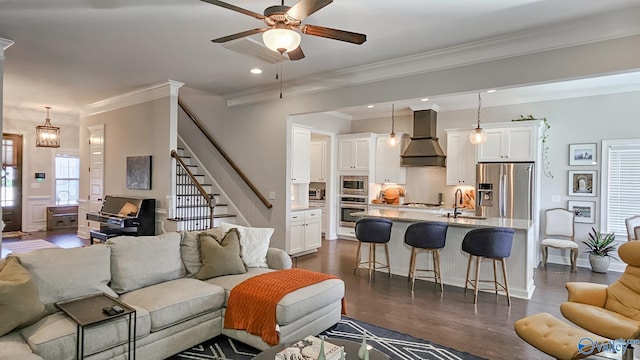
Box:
[384,243,391,278]
[570,249,578,272]
[368,244,374,282]
[464,254,473,293]
[408,247,415,281]
[410,248,417,290]
[474,256,481,304]
[492,259,499,295]
[501,258,511,306]
[541,245,548,268]
[434,250,443,292]
[354,242,362,275]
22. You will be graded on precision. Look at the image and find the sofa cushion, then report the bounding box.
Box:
[20,306,150,359]
[107,232,185,294]
[220,223,273,268]
[119,278,225,332]
[0,257,46,336]
[196,228,247,280]
[0,332,43,360]
[205,268,274,305]
[14,245,117,313]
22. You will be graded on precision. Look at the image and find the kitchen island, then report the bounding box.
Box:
[353,208,537,299]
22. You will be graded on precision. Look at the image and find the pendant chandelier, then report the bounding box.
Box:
[36,106,60,148]
[469,93,487,145]
[388,103,398,147]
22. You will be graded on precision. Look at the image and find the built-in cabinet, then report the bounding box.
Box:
[289,208,322,255]
[374,134,407,184]
[309,200,327,235]
[291,126,311,183]
[338,135,371,171]
[477,125,536,162]
[445,129,476,186]
[310,139,327,182]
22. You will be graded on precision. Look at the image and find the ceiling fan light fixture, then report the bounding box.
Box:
[262,27,301,54]
[469,92,487,145]
[36,106,60,148]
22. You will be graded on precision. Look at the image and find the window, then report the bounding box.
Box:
[55,154,79,205]
[601,139,640,238]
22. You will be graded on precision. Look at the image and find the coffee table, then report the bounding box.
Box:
[252,338,389,360]
[55,293,136,360]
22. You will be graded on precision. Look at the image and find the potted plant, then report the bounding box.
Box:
[582,227,618,273]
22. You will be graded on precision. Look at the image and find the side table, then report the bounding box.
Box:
[55,293,136,360]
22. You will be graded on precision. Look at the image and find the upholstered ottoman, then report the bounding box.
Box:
[514,312,609,360]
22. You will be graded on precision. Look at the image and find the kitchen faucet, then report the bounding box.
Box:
[454,189,464,218]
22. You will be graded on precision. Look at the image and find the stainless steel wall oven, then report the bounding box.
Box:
[339,196,368,227]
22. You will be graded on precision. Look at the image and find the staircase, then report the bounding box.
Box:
[164,146,237,232]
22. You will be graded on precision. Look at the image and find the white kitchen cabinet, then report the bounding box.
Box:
[477,125,536,162]
[310,140,327,182]
[338,137,370,171]
[445,130,476,186]
[289,209,322,255]
[374,134,407,184]
[291,126,310,183]
[309,200,327,235]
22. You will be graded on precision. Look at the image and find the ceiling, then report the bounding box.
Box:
[1,0,640,117]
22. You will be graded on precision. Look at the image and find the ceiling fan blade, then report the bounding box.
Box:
[211,28,267,43]
[286,0,332,21]
[200,0,264,20]
[301,24,366,44]
[288,46,305,61]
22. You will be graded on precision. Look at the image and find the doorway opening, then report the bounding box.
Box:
[2,133,23,232]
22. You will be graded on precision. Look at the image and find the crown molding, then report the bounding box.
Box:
[0,37,14,60]
[321,111,352,121]
[83,80,184,117]
[224,7,640,107]
[409,104,440,112]
[3,104,79,125]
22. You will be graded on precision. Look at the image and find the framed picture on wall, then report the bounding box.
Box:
[568,200,595,223]
[126,155,152,190]
[568,170,597,196]
[569,143,597,165]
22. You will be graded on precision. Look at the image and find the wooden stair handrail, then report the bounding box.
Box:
[178,99,273,209]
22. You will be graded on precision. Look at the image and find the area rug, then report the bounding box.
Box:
[3,239,58,254]
[166,316,486,360]
[2,231,30,238]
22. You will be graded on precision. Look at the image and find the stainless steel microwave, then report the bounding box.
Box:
[340,175,368,196]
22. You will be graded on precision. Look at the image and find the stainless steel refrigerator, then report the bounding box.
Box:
[476,162,535,220]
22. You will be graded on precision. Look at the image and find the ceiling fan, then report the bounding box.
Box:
[200,0,367,61]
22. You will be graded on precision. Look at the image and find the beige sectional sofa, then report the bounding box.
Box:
[0,230,345,360]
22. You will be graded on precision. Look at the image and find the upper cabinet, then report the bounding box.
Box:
[291,126,310,183]
[445,130,476,186]
[310,139,327,182]
[338,135,372,171]
[375,134,408,184]
[477,124,537,162]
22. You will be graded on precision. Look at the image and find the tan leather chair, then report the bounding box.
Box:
[626,215,640,241]
[560,241,640,360]
[541,208,578,271]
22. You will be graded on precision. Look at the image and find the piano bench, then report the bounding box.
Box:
[89,230,120,244]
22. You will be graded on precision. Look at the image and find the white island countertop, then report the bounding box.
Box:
[352,209,533,230]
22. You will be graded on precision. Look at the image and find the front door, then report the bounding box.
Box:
[2,134,23,231]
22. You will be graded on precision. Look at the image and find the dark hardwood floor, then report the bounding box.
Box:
[2,230,625,359]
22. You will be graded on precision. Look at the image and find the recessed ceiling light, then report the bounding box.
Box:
[420,98,429,102]
[250,68,262,74]
[367,105,374,108]
[487,89,496,93]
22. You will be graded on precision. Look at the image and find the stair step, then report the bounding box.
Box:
[175,205,229,217]
[165,214,237,231]
[177,183,213,193]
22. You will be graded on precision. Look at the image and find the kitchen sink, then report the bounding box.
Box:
[441,214,488,220]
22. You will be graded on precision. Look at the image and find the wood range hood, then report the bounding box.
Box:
[401,109,447,167]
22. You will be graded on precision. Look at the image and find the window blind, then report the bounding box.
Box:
[606,142,640,236]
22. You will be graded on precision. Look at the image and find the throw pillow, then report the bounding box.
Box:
[195,228,247,280]
[180,228,224,277]
[220,223,274,268]
[0,257,46,336]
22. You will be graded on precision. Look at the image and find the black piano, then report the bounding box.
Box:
[87,195,156,244]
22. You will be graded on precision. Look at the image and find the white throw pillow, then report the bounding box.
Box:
[220,223,273,268]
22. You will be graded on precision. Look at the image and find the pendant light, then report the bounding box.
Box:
[388,103,398,147]
[36,106,60,148]
[469,93,487,145]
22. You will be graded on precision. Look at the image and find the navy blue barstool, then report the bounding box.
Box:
[354,218,393,282]
[462,227,515,306]
[404,222,449,291]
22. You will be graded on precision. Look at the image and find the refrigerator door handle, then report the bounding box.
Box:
[501,173,507,218]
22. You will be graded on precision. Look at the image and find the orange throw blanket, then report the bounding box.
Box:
[223,268,346,346]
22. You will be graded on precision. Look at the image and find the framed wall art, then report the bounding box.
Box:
[569,143,597,166]
[126,155,152,190]
[568,170,597,196]
[568,200,595,223]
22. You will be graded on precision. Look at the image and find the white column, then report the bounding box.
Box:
[0,37,15,250]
